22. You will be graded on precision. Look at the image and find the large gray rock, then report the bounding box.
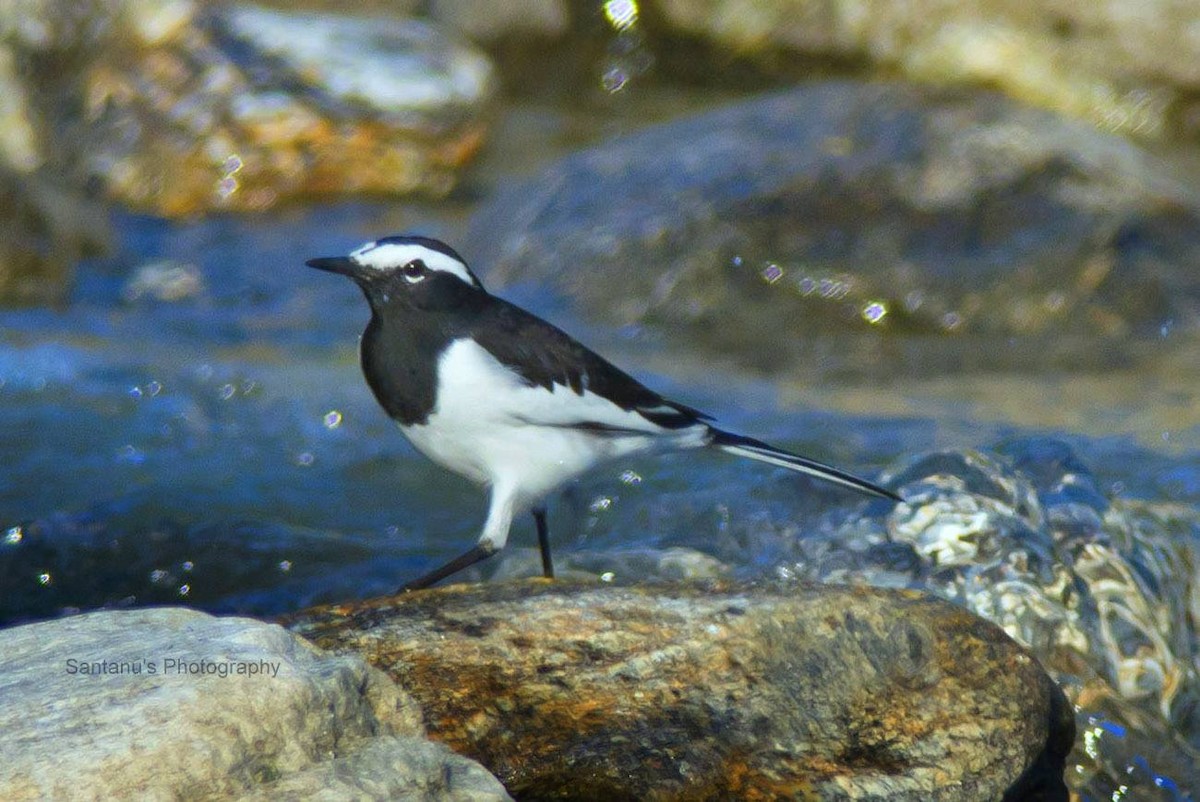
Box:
[288,580,1074,801]
[465,82,1200,380]
[0,607,510,801]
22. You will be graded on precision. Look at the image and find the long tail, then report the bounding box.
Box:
[711,430,901,502]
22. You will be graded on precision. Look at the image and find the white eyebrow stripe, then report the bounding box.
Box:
[350,241,480,288]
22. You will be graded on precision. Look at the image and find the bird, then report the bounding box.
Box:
[307,235,901,591]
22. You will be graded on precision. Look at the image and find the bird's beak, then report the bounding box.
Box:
[305,256,359,277]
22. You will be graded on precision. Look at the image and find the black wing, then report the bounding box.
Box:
[470,297,712,431]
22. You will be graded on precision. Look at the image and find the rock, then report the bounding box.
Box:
[234,736,512,802]
[0,169,110,304]
[0,24,108,305]
[464,82,1200,380]
[0,46,39,172]
[485,545,730,583]
[431,0,569,41]
[3,0,494,216]
[649,0,1196,140]
[287,580,1073,801]
[0,607,508,801]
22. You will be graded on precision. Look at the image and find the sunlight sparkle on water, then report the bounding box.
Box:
[216,154,243,200]
[601,67,629,92]
[4,526,22,545]
[818,278,849,300]
[603,0,638,30]
[862,301,887,324]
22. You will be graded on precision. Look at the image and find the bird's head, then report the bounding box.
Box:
[306,235,486,311]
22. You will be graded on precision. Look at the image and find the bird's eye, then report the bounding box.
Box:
[401,260,426,282]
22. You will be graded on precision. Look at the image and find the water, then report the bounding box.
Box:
[2,199,1194,621]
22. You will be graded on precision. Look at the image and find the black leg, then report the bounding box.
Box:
[533,507,554,579]
[399,543,496,593]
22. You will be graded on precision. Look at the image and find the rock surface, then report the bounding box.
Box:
[234,735,513,801]
[402,0,1200,140]
[1,0,494,216]
[648,0,1197,140]
[485,545,730,584]
[0,607,510,801]
[431,0,569,41]
[465,81,1200,380]
[0,168,109,304]
[287,580,1074,801]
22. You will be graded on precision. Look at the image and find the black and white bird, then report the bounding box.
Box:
[307,235,901,591]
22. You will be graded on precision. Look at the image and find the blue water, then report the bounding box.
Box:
[1,205,1197,628]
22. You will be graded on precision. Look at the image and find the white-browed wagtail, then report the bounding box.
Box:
[307,236,901,591]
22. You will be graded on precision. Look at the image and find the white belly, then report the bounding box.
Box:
[398,339,671,507]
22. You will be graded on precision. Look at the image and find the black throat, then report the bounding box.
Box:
[359,308,452,427]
